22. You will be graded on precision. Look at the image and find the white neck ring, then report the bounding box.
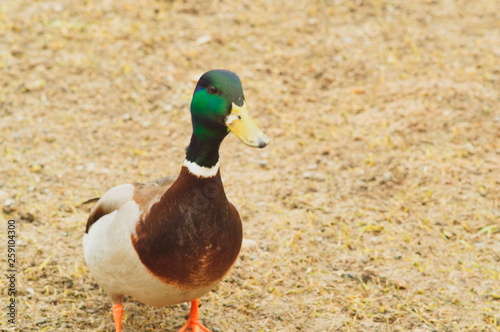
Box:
[183,159,220,178]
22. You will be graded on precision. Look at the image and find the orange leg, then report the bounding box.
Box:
[178,299,211,332]
[112,303,124,332]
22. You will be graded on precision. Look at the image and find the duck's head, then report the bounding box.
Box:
[190,70,270,148]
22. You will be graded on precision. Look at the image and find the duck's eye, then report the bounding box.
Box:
[207,85,218,95]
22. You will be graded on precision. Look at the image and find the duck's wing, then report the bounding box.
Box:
[132,176,177,213]
[146,175,177,187]
[85,176,177,233]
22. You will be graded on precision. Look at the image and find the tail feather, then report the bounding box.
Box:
[80,197,100,206]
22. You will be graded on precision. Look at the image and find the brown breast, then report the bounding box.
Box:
[131,167,243,289]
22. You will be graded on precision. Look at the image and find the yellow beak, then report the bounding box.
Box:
[226,102,270,148]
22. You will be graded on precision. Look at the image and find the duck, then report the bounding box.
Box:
[83,69,269,332]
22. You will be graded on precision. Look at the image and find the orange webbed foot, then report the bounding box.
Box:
[178,299,211,332]
[112,303,124,332]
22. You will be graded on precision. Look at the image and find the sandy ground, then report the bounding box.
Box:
[0,0,499,331]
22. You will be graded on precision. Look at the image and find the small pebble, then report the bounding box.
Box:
[390,278,408,290]
[242,239,257,249]
[195,35,212,45]
[4,198,15,207]
[163,103,174,112]
[303,171,326,181]
[0,190,9,200]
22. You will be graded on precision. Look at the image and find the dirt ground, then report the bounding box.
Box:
[0,0,499,331]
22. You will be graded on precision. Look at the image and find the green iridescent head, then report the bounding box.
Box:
[190,70,269,148]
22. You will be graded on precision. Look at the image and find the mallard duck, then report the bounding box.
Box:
[83,70,269,332]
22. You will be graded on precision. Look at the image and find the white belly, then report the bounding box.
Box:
[83,201,218,307]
